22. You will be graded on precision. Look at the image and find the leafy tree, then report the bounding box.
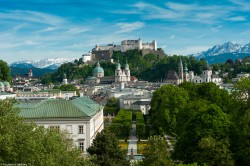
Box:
[87,129,129,166]
[176,99,209,136]
[104,97,120,116]
[0,98,83,165]
[140,135,174,166]
[174,104,234,165]
[0,60,11,81]
[230,78,250,165]
[150,84,189,134]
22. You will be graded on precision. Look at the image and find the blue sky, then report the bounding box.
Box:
[0,0,250,63]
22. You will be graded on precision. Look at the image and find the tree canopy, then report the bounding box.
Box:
[0,98,83,166]
[140,135,174,166]
[0,60,11,81]
[87,129,129,166]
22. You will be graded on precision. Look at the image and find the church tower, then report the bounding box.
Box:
[183,63,189,81]
[28,68,33,77]
[203,61,212,82]
[178,58,184,82]
[115,60,122,82]
[62,73,68,85]
[124,59,130,82]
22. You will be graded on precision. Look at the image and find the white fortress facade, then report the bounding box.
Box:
[92,39,157,52]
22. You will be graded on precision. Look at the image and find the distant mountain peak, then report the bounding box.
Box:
[190,42,250,64]
[10,58,76,69]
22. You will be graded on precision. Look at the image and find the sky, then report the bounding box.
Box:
[0,0,250,63]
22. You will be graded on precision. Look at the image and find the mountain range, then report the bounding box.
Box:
[10,58,76,69]
[191,42,250,64]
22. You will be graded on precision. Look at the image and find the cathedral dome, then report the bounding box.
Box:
[0,82,4,87]
[93,62,104,74]
[204,62,212,70]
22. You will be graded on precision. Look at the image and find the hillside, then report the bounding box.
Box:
[11,67,56,77]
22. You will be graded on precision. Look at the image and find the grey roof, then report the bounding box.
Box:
[132,101,151,105]
[166,70,180,80]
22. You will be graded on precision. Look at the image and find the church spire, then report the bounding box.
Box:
[178,57,183,81]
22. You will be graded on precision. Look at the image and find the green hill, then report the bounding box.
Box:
[11,67,56,77]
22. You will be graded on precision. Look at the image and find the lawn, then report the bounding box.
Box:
[137,141,148,154]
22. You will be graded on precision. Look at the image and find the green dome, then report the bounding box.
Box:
[0,82,3,87]
[93,67,104,74]
[3,81,10,86]
[93,61,104,74]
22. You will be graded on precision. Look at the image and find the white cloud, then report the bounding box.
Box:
[227,16,246,21]
[37,27,58,33]
[67,27,91,34]
[132,2,183,19]
[0,10,65,26]
[210,25,223,32]
[228,0,250,11]
[169,35,175,39]
[115,21,144,34]
[128,1,247,24]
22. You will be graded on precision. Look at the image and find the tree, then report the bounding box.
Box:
[230,78,250,165]
[174,104,234,165]
[140,135,174,166]
[0,98,84,165]
[150,84,189,134]
[0,60,11,81]
[87,129,129,166]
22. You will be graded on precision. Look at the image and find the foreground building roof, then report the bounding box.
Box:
[18,97,102,119]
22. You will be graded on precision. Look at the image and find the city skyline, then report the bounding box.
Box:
[0,0,250,63]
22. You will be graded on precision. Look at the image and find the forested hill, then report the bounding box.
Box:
[41,49,250,84]
[11,67,56,77]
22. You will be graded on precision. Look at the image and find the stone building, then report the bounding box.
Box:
[18,97,104,153]
[164,58,223,85]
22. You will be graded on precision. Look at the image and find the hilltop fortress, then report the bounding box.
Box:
[93,39,157,52]
[83,39,165,62]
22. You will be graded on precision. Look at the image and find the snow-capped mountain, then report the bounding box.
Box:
[237,42,250,53]
[190,42,250,64]
[10,58,76,69]
[192,42,242,58]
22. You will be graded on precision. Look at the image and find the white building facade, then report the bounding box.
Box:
[115,60,131,82]
[18,97,104,153]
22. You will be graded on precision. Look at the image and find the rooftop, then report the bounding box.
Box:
[18,97,102,119]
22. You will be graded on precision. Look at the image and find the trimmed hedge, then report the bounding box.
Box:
[135,110,147,139]
[109,109,133,139]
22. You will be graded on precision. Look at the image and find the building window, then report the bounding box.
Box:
[78,125,84,134]
[79,141,84,152]
[49,126,60,132]
[66,125,72,134]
